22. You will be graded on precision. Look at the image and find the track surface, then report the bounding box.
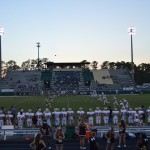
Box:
[0,136,149,150]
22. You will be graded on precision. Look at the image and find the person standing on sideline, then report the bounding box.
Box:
[105,126,116,150]
[136,133,148,150]
[141,105,146,125]
[53,126,65,150]
[29,133,46,150]
[108,106,113,125]
[78,118,87,149]
[40,121,52,149]
[117,120,127,148]
[88,131,100,150]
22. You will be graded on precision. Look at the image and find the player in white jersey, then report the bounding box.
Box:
[134,108,140,126]
[123,99,129,109]
[17,108,25,116]
[146,107,150,126]
[97,94,102,101]
[0,110,5,127]
[127,108,135,126]
[67,108,74,125]
[87,108,94,126]
[35,108,43,126]
[61,108,67,126]
[26,109,34,127]
[113,96,118,108]
[103,95,110,105]
[112,108,119,126]
[119,100,124,109]
[17,111,25,129]
[90,90,98,98]
[5,111,13,125]
[138,107,144,125]
[52,108,61,126]
[94,107,102,126]
[102,107,110,127]
[120,107,127,122]
[43,108,51,126]
[77,107,85,123]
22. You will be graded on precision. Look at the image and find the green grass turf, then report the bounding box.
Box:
[0,94,150,126]
[0,94,150,113]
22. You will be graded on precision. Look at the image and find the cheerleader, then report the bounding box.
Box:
[105,126,116,150]
[54,127,65,150]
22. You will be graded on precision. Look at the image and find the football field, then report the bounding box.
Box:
[0,94,150,113]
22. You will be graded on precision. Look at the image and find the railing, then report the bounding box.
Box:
[0,128,40,141]
[95,126,150,138]
[1,126,150,141]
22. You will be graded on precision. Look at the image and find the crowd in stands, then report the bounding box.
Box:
[53,71,81,90]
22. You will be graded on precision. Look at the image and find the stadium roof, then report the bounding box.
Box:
[45,61,90,68]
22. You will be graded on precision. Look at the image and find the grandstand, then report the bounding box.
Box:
[0,70,42,95]
[51,68,81,91]
[109,69,134,87]
[0,61,136,95]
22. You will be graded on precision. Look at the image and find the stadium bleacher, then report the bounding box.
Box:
[51,69,81,91]
[0,68,136,95]
[109,69,134,87]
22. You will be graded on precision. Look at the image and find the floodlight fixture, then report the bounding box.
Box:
[128,27,136,35]
[0,27,4,35]
[128,26,136,85]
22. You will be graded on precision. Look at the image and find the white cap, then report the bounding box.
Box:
[68,108,72,111]
[38,108,41,111]
[20,109,24,112]
[8,111,11,114]
[62,108,65,111]
[28,109,32,112]
[96,107,99,110]
[45,108,49,112]
[79,107,82,110]
[129,108,132,111]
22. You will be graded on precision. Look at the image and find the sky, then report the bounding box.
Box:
[0,0,150,67]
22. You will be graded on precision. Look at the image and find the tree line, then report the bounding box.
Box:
[1,58,150,85]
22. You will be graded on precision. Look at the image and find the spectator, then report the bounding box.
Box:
[29,133,46,150]
[108,106,113,125]
[141,106,146,125]
[32,114,38,127]
[10,106,16,124]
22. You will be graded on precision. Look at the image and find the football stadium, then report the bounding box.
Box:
[0,61,150,150]
[1,1,150,149]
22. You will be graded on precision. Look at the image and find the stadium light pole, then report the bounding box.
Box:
[36,42,40,70]
[128,26,136,84]
[0,27,4,84]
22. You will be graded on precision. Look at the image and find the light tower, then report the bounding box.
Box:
[128,26,136,83]
[36,42,40,70]
[0,27,4,83]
